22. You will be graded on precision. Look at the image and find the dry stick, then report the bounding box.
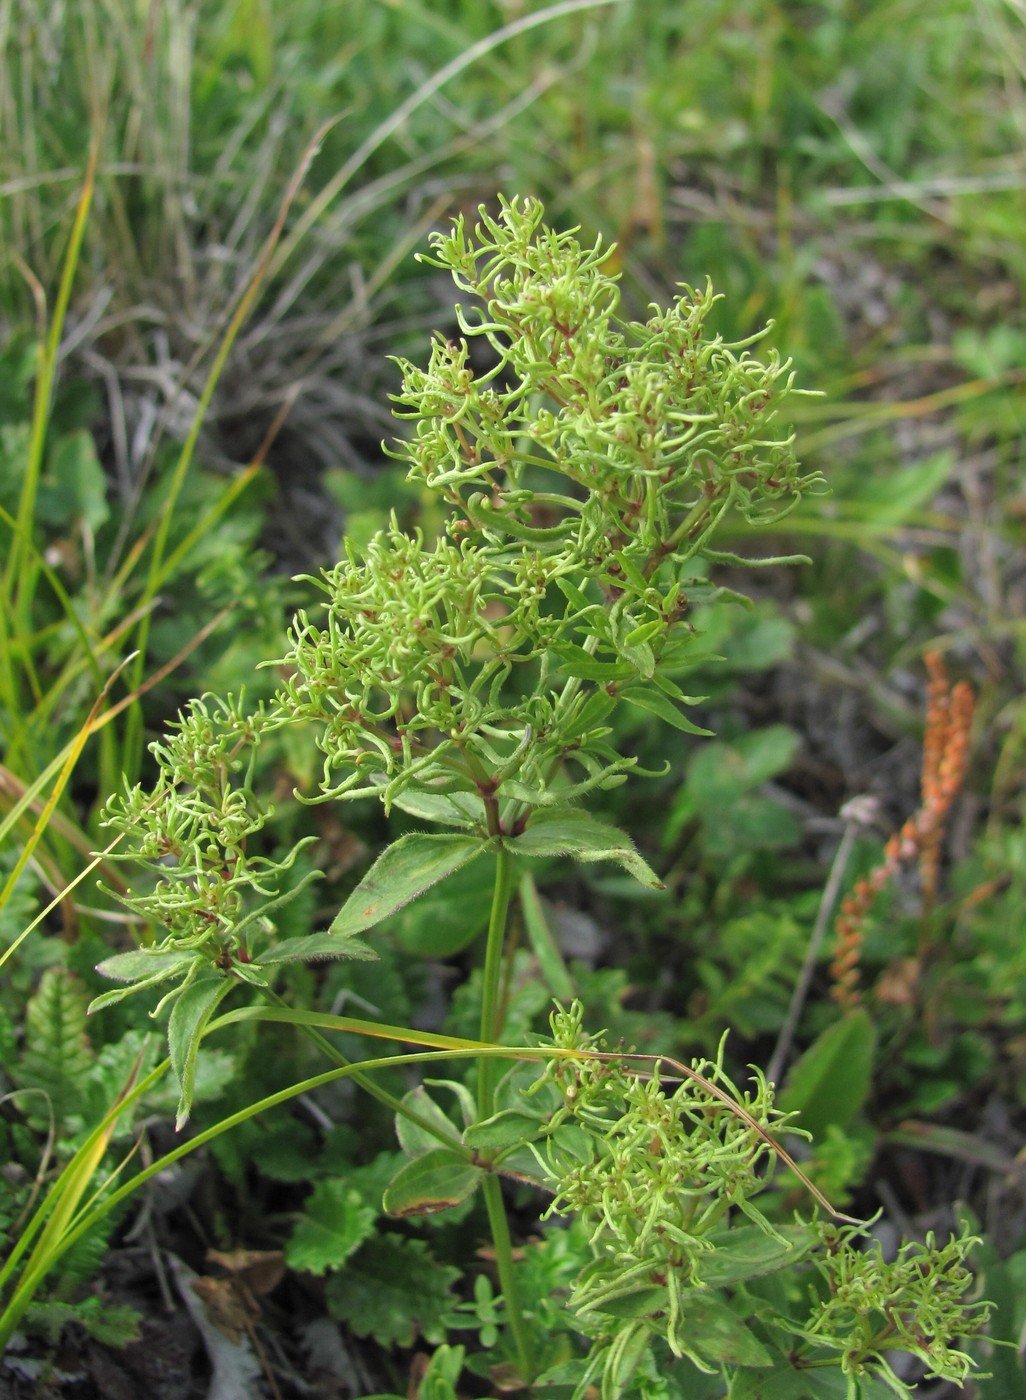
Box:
[766,803,870,1089]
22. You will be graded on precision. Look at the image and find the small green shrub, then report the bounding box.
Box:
[0,199,975,1396]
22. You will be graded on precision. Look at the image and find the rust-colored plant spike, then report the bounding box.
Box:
[830,652,975,1008]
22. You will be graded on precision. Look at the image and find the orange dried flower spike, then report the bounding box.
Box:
[830,652,975,1009]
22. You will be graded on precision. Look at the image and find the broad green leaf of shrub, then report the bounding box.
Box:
[666,725,800,851]
[395,1083,468,1157]
[325,1235,460,1349]
[678,1291,774,1368]
[508,808,664,888]
[699,1223,821,1289]
[329,833,488,939]
[285,1180,377,1276]
[382,1148,483,1217]
[692,602,796,674]
[778,1010,876,1138]
[389,853,495,957]
[728,1364,854,1398]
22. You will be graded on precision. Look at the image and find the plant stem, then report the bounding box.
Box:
[258,986,471,1156]
[481,1172,532,1379]
[476,840,531,1378]
[478,842,515,1116]
[766,815,860,1086]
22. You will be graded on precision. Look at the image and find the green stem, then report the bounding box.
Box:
[476,840,530,1379]
[258,986,473,1157]
[481,1172,532,1378]
[478,842,515,1115]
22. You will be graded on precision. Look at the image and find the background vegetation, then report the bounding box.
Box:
[1,0,1024,1395]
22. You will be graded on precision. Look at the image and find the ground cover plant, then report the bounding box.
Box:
[2,1,1026,1396]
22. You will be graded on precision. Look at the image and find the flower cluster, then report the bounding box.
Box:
[275,196,821,826]
[805,1221,990,1388]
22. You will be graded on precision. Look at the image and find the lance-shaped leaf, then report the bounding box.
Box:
[329,833,490,939]
[383,786,486,830]
[169,974,235,1129]
[88,948,201,1013]
[618,681,713,735]
[507,809,664,889]
[260,929,376,966]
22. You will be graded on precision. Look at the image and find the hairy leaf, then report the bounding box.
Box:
[508,808,664,888]
[329,833,488,939]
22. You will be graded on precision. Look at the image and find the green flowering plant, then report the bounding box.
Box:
[68,198,990,1395]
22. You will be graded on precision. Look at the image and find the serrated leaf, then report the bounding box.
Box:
[325,1235,460,1348]
[168,974,234,1129]
[779,1009,876,1137]
[19,968,93,1136]
[619,682,714,735]
[508,808,664,888]
[382,1148,483,1217]
[285,1180,378,1276]
[329,833,488,939]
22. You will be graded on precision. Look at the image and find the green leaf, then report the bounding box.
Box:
[389,853,495,957]
[728,1365,851,1398]
[847,450,953,525]
[260,928,377,965]
[168,974,234,1129]
[382,1148,483,1217]
[325,1235,460,1348]
[395,1085,465,1157]
[329,833,488,939]
[462,1109,545,1153]
[36,430,110,530]
[285,1180,378,1276]
[518,873,574,999]
[779,1009,876,1137]
[509,808,664,888]
[18,968,93,1137]
[678,1291,774,1367]
[89,948,206,1013]
[551,641,633,681]
[619,682,714,735]
[384,786,486,830]
[620,636,656,678]
[699,1224,821,1288]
